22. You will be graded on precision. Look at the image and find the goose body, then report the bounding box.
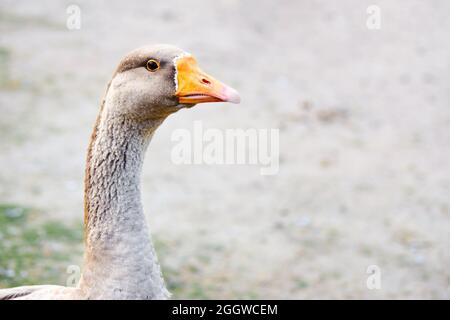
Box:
[0,44,240,300]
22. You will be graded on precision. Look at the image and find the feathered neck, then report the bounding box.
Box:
[78,99,168,299]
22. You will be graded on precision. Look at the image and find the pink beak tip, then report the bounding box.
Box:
[223,85,241,104]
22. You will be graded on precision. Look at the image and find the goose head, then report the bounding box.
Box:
[105,44,240,120]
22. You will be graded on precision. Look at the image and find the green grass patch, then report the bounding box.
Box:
[0,204,83,288]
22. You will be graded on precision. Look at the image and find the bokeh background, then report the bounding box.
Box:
[0,0,449,299]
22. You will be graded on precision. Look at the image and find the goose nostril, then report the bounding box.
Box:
[201,78,211,85]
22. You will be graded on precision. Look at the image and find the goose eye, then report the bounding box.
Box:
[146,59,160,72]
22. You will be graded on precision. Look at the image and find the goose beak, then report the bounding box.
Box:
[175,55,241,104]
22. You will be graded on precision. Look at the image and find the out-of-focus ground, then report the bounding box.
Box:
[0,0,449,299]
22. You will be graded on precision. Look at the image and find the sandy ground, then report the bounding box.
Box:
[0,0,449,299]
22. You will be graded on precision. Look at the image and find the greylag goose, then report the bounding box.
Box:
[0,44,240,299]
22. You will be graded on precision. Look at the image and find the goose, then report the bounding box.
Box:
[0,44,240,300]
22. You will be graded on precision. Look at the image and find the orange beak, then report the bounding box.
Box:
[175,55,240,105]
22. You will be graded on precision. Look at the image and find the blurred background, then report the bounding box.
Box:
[0,0,449,299]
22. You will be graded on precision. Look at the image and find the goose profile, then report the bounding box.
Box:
[0,44,240,300]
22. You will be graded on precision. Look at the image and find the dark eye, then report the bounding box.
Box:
[146,59,160,72]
